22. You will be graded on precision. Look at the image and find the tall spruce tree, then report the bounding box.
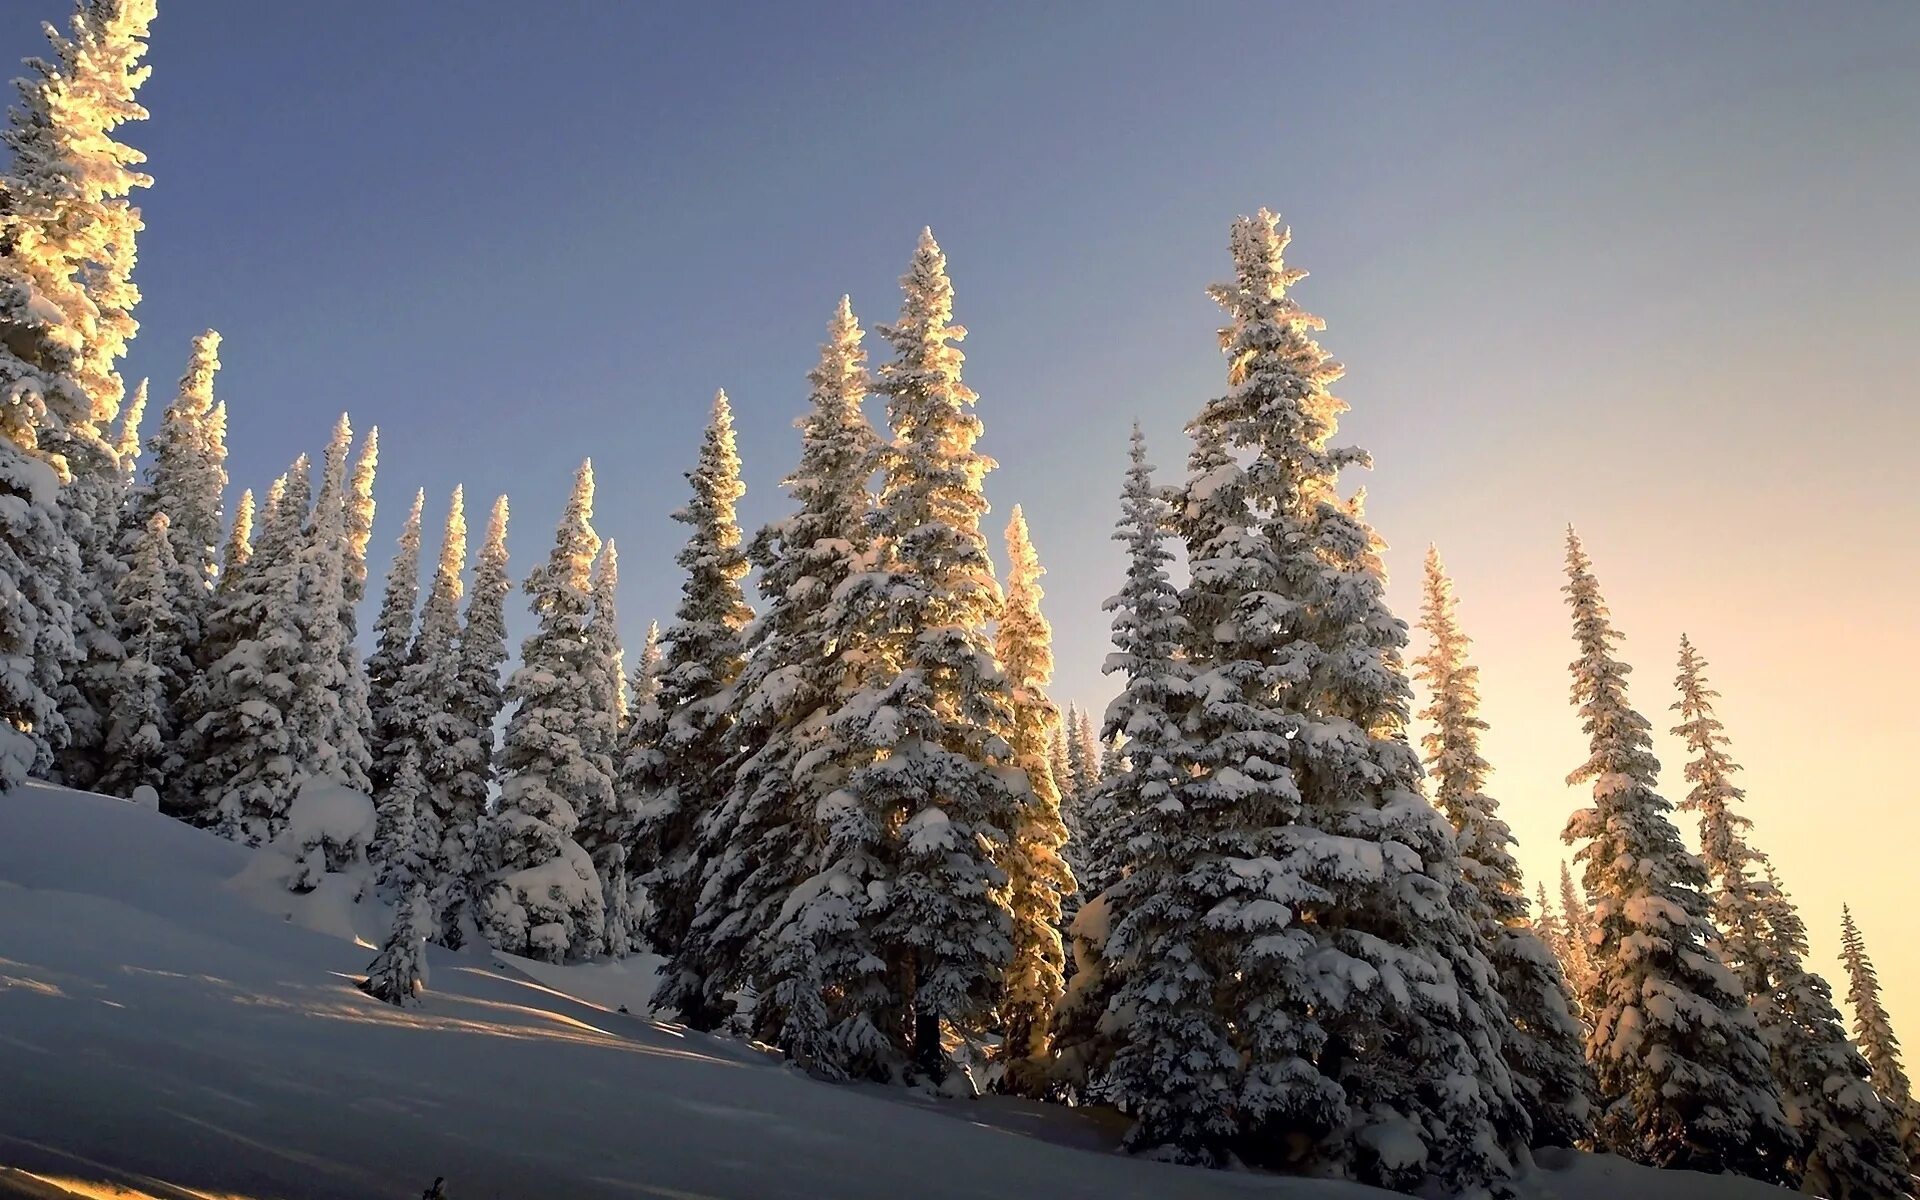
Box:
[377,488,467,904]
[287,414,356,789]
[1560,530,1792,1181]
[1557,860,1598,1000]
[97,510,180,798]
[1415,547,1593,1148]
[812,229,1024,1083]
[1,0,157,790]
[219,487,253,587]
[191,456,311,844]
[575,539,630,956]
[366,487,423,814]
[991,504,1074,1092]
[1840,907,1920,1176]
[1100,213,1522,1193]
[439,495,510,947]
[1049,424,1190,1099]
[628,391,752,1026]
[666,299,876,1040]
[479,461,606,962]
[128,330,225,646]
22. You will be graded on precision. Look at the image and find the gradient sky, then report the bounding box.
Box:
[8,3,1916,1035]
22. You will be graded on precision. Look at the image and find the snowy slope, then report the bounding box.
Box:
[0,785,1792,1200]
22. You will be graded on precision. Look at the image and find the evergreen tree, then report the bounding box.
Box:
[333,424,377,794]
[1414,546,1593,1149]
[1072,706,1100,791]
[1557,860,1597,1000]
[628,391,752,1026]
[1672,634,1775,998]
[1841,907,1920,1175]
[629,619,661,713]
[438,495,510,948]
[219,487,253,589]
[287,414,356,789]
[1100,213,1522,1191]
[1750,877,1913,1198]
[1050,424,1190,1100]
[0,0,156,790]
[361,876,430,1007]
[685,297,878,1045]
[1560,530,1792,1180]
[575,538,628,954]
[1062,701,1089,806]
[1533,881,1567,963]
[97,510,181,798]
[187,456,311,844]
[479,461,606,962]
[378,488,467,903]
[128,330,226,647]
[990,504,1074,1093]
[809,229,1023,1083]
[367,488,423,809]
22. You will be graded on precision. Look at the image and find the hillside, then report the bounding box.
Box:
[0,785,1790,1200]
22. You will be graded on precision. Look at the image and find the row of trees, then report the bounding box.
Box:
[3,5,1915,1198]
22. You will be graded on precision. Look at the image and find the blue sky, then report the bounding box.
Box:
[8,2,1919,1017]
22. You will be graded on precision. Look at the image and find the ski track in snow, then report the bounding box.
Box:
[0,784,1792,1200]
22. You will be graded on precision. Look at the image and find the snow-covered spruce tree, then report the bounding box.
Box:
[814,229,1025,1084]
[478,461,607,962]
[97,510,181,798]
[1560,530,1792,1181]
[1749,876,1913,1198]
[286,414,358,790]
[629,619,661,713]
[218,487,253,590]
[366,487,423,811]
[1414,546,1593,1149]
[1099,213,1525,1189]
[375,488,466,901]
[1061,701,1089,807]
[1072,706,1100,792]
[0,0,157,791]
[1556,860,1597,1000]
[1672,634,1777,999]
[682,297,878,1044]
[1533,881,1567,963]
[111,375,144,486]
[573,538,629,955]
[988,504,1074,1093]
[438,494,509,947]
[332,424,377,795]
[627,391,752,1026]
[187,457,312,845]
[127,330,226,649]
[1049,423,1190,1100]
[361,876,430,1008]
[1841,907,1920,1175]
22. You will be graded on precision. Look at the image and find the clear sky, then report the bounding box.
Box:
[9,2,1916,1036]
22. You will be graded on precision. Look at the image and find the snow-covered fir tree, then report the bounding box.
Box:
[681,297,878,1044]
[0,0,157,790]
[1672,634,1776,998]
[366,487,423,815]
[1061,701,1089,809]
[127,329,226,651]
[478,461,606,962]
[97,510,181,798]
[1049,424,1190,1099]
[629,619,661,714]
[1840,907,1920,1176]
[573,538,629,955]
[1071,706,1100,793]
[330,423,377,794]
[361,876,430,1007]
[1414,546,1593,1148]
[1099,212,1523,1191]
[1533,881,1568,963]
[374,488,466,901]
[1752,875,1913,1198]
[219,487,253,589]
[799,229,1024,1083]
[990,504,1073,1093]
[1556,860,1597,1000]
[627,391,752,1027]
[1560,529,1792,1181]
[185,456,312,845]
[286,414,358,790]
[436,494,510,948]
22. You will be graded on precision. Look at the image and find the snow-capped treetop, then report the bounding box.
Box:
[0,0,157,447]
[344,426,378,604]
[656,391,750,714]
[130,330,227,603]
[413,486,466,681]
[112,375,145,480]
[629,620,662,713]
[219,487,254,587]
[368,488,424,704]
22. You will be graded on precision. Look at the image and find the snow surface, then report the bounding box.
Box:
[0,784,1796,1200]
